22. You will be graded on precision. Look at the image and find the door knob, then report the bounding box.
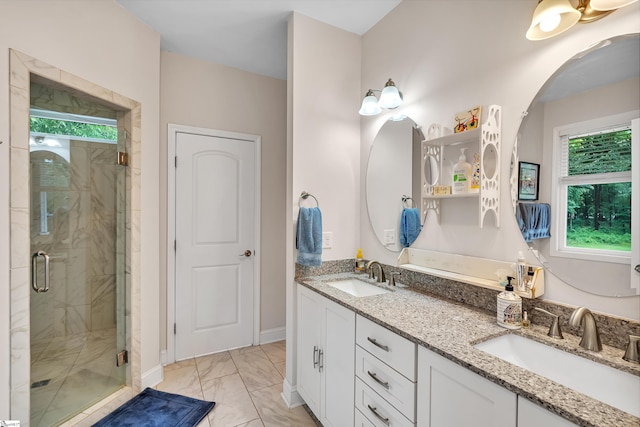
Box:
[239,250,252,257]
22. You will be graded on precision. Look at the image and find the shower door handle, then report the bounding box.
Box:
[31,251,51,293]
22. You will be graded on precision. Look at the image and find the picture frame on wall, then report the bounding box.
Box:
[518,161,540,201]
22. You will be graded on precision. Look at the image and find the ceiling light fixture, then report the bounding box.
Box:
[359,78,403,116]
[526,0,638,40]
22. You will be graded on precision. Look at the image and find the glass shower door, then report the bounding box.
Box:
[29,130,126,426]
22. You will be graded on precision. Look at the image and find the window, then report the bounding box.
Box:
[552,112,638,266]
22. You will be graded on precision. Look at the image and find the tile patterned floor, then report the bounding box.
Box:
[156,341,317,427]
[31,329,124,427]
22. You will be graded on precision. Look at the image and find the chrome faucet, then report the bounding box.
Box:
[366,260,386,283]
[533,307,563,339]
[623,335,640,364]
[568,307,602,352]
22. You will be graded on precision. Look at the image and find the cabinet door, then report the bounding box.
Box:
[417,347,516,427]
[518,397,577,427]
[321,297,356,427]
[297,285,323,417]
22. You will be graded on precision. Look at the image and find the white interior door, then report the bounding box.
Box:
[175,130,256,359]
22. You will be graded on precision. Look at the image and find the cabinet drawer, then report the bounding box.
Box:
[356,345,416,421]
[355,408,376,427]
[356,378,415,427]
[356,315,416,380]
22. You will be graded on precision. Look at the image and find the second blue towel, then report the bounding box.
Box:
[400,207,421,247]
[296,207,323,266]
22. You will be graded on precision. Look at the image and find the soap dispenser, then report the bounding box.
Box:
[355,248,365,272]
[452,148,472,194]
[497,277,522,330]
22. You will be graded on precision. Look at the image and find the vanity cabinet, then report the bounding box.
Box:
[355,315,417,426]
[517,397,578,427]
[417,346,516,427]
[421,104,501,228]
[296,285,355,427]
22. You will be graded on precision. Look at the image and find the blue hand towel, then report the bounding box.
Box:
[296,207,323,266]
[400,207,421,247]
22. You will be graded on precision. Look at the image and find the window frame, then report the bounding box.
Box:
[551,110,638,265]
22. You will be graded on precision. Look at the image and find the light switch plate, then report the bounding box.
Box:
[322,232,333,248]
[384,229,396,245]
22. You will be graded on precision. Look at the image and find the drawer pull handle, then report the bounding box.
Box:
[313,346,319,369]
[318,349,324,372]
[367,370,390,389]
[367,404,390,426]
[367,337,390,352]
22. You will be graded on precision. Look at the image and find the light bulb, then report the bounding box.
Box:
[539,13,561,32]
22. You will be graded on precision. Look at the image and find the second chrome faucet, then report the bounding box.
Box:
[569,307,602,352]
[366,260,386,283]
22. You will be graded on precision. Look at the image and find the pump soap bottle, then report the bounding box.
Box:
[355,248,365,272]
[497,278,522,329]
[452,148,472,194]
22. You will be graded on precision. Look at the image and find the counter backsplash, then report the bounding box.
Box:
[295,259,640,350]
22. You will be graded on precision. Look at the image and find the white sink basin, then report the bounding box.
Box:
[325,279,390,297]
[475,334,640,417]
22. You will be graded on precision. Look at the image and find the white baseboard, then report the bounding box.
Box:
[141,364,163,389]
[281,378,304,408]
[260,326,285,344]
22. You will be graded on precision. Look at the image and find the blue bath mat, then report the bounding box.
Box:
[92,387,215,427]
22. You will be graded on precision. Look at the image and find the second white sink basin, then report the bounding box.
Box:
[325,279,390,297]
[475,334,640,417]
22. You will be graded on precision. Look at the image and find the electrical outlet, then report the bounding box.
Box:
[384,229,396,245]
[322,232,333,248]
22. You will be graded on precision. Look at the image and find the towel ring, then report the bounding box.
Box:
[299,191,319,208]
[402,195,415,208]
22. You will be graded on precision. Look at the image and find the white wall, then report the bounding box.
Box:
[159,51,287,345]
[284,11,361,405]
[360,1,640,319]
[290,14,362,259]
[0,0,160,417]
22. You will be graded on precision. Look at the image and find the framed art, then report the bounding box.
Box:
[518,161,540,201]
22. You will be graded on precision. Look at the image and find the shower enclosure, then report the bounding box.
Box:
[28,103,127,425]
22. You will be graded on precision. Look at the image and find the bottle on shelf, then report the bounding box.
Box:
[452,148,472,194]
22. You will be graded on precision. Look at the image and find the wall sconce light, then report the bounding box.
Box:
[359,78,403,116]
[526,0,638,40]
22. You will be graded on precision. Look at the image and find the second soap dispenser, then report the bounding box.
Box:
[452,148,472,194]
[497,278,522,330]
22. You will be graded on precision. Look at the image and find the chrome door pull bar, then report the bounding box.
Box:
[31,251,51,293]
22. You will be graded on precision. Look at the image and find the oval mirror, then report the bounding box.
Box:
[424,155,439,187]
[512,34,640,297]
[366,117,423,251]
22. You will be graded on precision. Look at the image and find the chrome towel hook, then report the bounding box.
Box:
[402,195,415,208]
[299,191,319,208]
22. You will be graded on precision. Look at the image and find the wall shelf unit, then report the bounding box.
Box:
[398,248,544,299]
[422,105,502,228]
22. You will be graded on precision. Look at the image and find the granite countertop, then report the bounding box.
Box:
[297,272,640,427]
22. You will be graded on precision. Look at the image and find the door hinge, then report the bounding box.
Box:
[174,323,177,334]
[117,151,129,166]
[174,240,176,251]
[116,349,129,367]
[175,156,178,167]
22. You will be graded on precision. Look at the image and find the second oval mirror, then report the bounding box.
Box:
[366,117,423,252]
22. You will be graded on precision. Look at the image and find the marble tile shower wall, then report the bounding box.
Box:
[30,139,118,341]
[295,259,640,350]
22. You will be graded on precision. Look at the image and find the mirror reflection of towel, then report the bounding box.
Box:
[296,207,323,266]
[400,208,421,247]
[516,202,551,242]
